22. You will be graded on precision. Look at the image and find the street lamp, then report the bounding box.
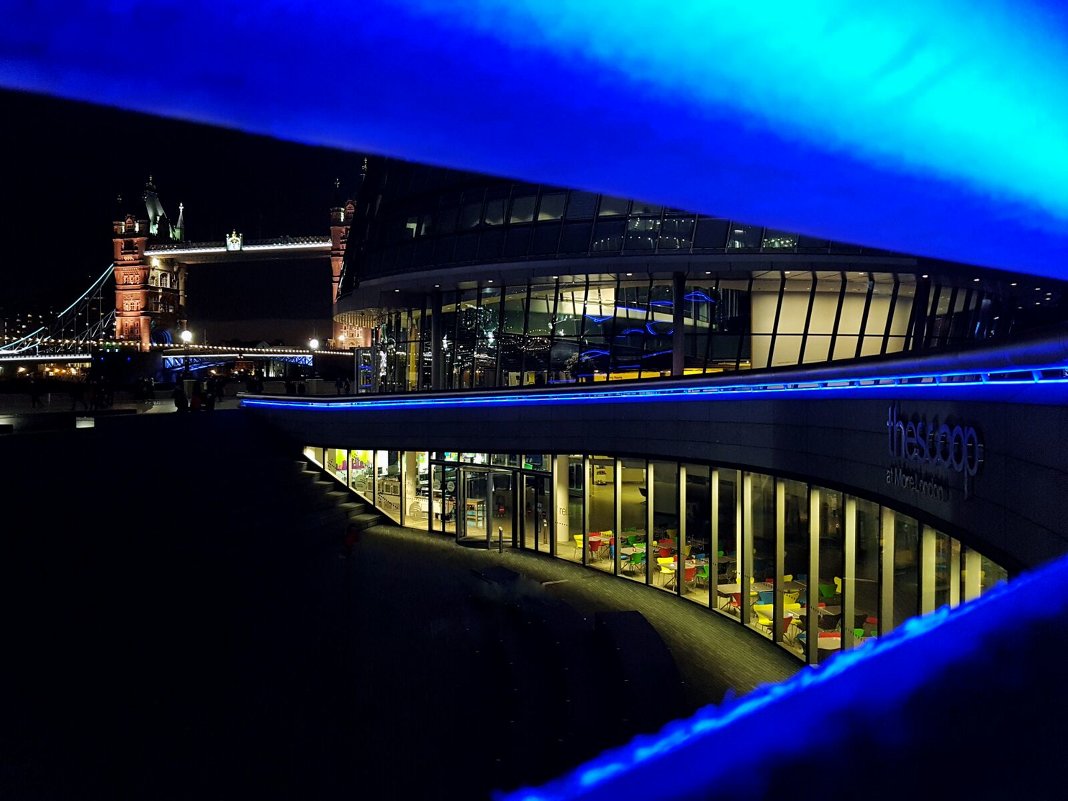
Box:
[180,329,192,378]
[309,337,320,380]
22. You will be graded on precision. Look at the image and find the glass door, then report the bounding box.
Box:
[489,470,515,548]
[522,474,551,552]
[460,468,490,542]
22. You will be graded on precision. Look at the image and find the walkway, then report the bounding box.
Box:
[0,409,801,801]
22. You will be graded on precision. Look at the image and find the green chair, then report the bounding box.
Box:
[624,551,645,574]
[696,564,710,587]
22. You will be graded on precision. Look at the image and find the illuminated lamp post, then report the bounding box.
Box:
[180,329,193,377]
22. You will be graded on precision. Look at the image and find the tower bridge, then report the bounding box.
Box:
[1,174,374,366]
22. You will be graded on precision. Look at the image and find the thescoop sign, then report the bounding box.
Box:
[886,404,984,499]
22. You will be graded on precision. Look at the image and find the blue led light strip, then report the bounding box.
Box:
[240,359,1068,412]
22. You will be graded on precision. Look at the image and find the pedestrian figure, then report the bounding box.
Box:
[29,374,43,408]
[340,521,360,559]
[172,384,188,412]
[342,376,351,394]
[335,375,345,395]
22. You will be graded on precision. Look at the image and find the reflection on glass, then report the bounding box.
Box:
[814,488,844,663]
[376,450,401,524]
[538,193,566,221]
[350,449,374,503]
[892,513,920,631]
[589,456,616,575]
[561,455,585,564]
[619,458,647,584]
[853,498,881,646]
[651,461,679,594]
[683,464,710,607]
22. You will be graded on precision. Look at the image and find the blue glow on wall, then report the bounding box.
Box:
[3,2,1068,278]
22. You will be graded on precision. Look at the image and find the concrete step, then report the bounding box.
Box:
[349,512,382,530]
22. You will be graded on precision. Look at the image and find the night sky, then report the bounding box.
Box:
[0,88,367,330]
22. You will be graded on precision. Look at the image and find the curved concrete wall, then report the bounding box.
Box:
[244,380,1068,575]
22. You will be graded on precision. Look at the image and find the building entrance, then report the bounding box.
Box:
[459,468,515,547]
[521,474,551,553]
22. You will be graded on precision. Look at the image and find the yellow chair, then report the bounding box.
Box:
[754,602,803,638]
[753,603,776,634]
[656,556,676,586]
[572,534,584,558]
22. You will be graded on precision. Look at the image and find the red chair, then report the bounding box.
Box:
[683,565,697,590]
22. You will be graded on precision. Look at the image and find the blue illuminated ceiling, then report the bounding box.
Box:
[3,1,1068,277]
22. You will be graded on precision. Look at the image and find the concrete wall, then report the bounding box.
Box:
[243,384,1068,574]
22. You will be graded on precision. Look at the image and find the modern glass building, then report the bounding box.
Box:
[334,158,1065,393]
[248,157,1068,670]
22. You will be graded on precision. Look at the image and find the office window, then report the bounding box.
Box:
[509,195,535,223]
[598,196,630,216]
[565,191,598,219]
[537,193,566,221]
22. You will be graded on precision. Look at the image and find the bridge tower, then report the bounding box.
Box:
[330,174,366,348]
[330,160,376,349]
[112,180,187,349]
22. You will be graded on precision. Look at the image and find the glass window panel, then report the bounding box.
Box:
[714,469,741,618]
[434,236,456,263]
[728,224,763,249]
[460,202,482,229]
[453,233,478,261]
[625,217,660,250]
[778,480,808,657]
[325,447,348,485]
[892,513,919,630]
[693,217,729,248]
[509,195,535,224]
[521,473,550,551]
[592,220,625,252]
[589,456,616,575]
[565,191,598,219]
[484,198,505,226]
[461,467,490,541]
[814,488,845,663]
[349,449,374,503]
[979,554,1008,595]
[658,217,694,250]
[559,222,592,254]
[682,464,710,607]
[761,229,798,249]
[503,226,531,257]
[619,458,648,584]
[558,455,585,564]
[530,224,561,254]
[376,450,402,524]
[854,498,881,645]
[537,193,566,221]
[651,461,679,595]
[477,229,504,260]
[748,473,776,640]
[598,196,630,216]
[403,451,430,531]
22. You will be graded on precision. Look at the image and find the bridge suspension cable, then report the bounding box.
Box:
[0,263,116,355]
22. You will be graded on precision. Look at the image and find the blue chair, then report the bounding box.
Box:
[757,590,775,604]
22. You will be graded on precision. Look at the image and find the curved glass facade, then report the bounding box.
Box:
[336,159,1067,392]
[304,444,1008,666]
